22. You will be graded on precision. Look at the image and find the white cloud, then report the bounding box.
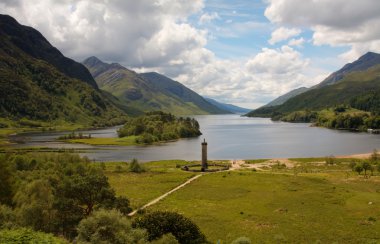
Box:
[268,27,301,45]
[0,0,325,108]
[265,0,380,61]
[246,46,308,74]
[198,12,219,25]
[171,45,315,108]
[0,0,205,67]
[288,37,305,47]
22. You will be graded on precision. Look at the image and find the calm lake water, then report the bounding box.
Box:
[8,114,380,161]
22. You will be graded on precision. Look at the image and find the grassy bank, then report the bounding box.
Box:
[66,136,138,146]
[0,119,96,146]
[106,157,380,243]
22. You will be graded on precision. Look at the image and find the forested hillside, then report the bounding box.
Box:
[0,14,129,128]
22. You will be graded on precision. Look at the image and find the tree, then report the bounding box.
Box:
[133,211,206,244]
[76,209,147,244]
[13,179,56,233]
[58,168,116,216]
[355,165,363,175]
[370,149,380,163]
[54,166,118,238]
[362,161,372,176]
[349,161,356,171]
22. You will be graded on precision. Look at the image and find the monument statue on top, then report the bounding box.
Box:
[201,138,208,171]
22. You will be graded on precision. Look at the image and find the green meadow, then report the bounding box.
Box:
[106,159,380,243]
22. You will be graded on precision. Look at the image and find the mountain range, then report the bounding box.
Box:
[247,52,380,119]
[82,56,231,115]
[204,98,251,114]
[260,52,380,109]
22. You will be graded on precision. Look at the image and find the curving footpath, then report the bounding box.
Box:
[128,174,203,216]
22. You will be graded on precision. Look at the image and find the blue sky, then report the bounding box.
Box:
[1,0,379,108]
[195,0,349,68]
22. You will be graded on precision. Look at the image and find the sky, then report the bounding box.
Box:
[2,0,380,109]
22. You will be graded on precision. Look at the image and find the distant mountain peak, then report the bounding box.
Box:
[82,56,105,67]
[315,51,380,88]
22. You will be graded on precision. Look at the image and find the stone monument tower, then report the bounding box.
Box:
[201,138,208,171]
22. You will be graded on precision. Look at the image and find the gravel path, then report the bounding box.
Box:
[128,174,203,216]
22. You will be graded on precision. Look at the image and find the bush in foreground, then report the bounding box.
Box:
[133,211,206,244]
[76,209,147,244]
[0,228,68,244]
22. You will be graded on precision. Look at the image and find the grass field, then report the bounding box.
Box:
[67,136,138,146]
[107,158,380,243]
[105,160,199,208]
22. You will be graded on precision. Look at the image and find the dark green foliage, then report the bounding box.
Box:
[14,179,55,232]
[0,152,131,240]
[280,110,318,123]
[362,161,373,176]
[0,204,16,229]
[0,155,13,205]
[0,228,68,244]
[118,111,201,143]
[113,196,133,216]
[76,209,147,244]
[355,164,364,175]
[57,168,116,216]
[129,158,145,173]
[133,211,207,244]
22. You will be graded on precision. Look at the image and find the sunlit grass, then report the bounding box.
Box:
[67,136,138,146]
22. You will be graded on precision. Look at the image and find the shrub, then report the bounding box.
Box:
[325,156,335,165]
[129,158,145,173]
[76,209,147,244]
[133,211,206,244]
[113,196,132,216]
[0,228,67,244]
[0,204,17,229]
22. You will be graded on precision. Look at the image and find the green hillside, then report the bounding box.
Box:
[247,56,380,130]
[0,14,129,129]
[263,87,309,107]
[258,52,380,109]
[83,57,228,115]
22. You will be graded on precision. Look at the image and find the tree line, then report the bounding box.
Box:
[117,111,201,144]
